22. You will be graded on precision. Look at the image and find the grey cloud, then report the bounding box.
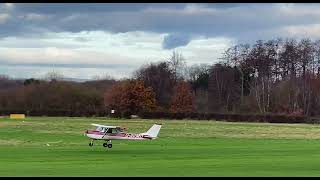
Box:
[11,3,240,16]
[1,3,320,46]
[162,33,191,49]
[13,3,185,14]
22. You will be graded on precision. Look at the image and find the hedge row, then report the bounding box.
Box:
[0,109,108,117]
[1,109,320,124]
[138,111,320,124]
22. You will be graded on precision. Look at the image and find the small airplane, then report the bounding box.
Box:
[84,123,162,148]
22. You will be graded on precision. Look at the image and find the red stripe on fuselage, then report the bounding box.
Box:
[85,130,152,139]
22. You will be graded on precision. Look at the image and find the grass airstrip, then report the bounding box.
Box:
[1,116,320,176]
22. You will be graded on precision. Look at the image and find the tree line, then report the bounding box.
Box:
[2,38,320,120]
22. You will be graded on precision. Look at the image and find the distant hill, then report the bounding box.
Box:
[0,75,117,93]
[60,77,90,82]
[0,78,24,91]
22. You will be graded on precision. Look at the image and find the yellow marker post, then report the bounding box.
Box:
[10,114,25,119]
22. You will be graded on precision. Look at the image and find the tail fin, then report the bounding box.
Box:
[144,124,162,139]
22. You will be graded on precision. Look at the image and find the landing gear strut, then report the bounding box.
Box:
[103,140,112,148]
[89,139,94,147]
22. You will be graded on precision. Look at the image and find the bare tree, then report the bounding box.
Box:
[167,51,187,81]
[44,71,64,82]
[185,64,210,113]
[222,44,251,105]
[208,63,241,113]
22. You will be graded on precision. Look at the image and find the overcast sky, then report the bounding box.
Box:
[1,3,320,80]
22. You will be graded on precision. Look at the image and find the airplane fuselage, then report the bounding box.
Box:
[85,124,161,148]
[85,130,153,140]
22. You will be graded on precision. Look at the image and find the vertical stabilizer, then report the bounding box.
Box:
[144,124,162,138]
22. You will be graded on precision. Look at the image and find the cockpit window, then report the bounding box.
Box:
[96,127,103,131]
[95,127,123,133]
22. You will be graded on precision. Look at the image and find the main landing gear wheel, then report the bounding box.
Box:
[103,140,112,148]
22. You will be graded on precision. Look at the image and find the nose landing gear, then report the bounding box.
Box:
[89,139,94,147]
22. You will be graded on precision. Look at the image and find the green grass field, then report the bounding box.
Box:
[2,117,320,176]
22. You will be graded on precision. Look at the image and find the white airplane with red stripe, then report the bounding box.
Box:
[84,123,162,148]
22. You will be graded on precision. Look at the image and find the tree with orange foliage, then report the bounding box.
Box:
[169,81,195,113]
[104,80,156,117]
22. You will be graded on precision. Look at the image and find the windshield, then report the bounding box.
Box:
[96,127,103,131]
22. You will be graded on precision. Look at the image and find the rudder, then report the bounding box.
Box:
[145,124,162,138]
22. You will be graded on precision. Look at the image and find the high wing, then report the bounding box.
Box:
[91,123,119,129]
